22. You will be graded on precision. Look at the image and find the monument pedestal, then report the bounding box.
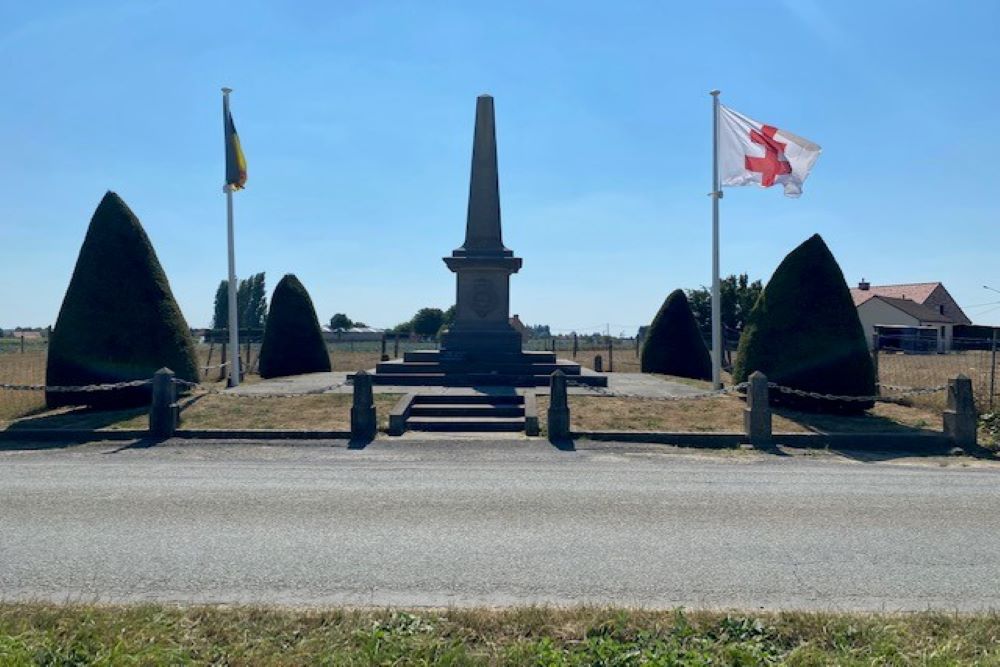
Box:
[363,94,606,388]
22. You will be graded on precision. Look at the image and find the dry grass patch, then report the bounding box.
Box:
[1,393,402,432]
[538,394,942,435]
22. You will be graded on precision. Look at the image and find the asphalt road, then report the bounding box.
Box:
[2,439,999,611]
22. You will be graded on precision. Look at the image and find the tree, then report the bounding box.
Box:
[687,273,764,342]
[45,191,199,408]
[411,308,445,337]
[211,272,267,332]
[640,289,711,380]
[212,281,228,330]
[238,272,268,331]
[258,274,331,378]
[329,313,353,331]
[732,234,875,413]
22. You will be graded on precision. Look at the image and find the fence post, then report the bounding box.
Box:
[548,370,570,441]
[744,371,772,447]
[219,342,228,381]
[149,368,177,438]
[607,337,614,372]
[943,374,977,449]
[572,333,578,359]
[393,335,400,358]
[990,331,997,412]
[594,354,603,373]
[351,370,377,441]
[20,335,24,353]
[381,335,388,361]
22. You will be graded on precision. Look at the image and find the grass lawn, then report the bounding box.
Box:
[2,393,402,432]
[538,394,942,435]
[0,604,997,664]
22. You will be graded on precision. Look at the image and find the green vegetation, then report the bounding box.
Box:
[45,192,198,408]
[687,272,763,341]
[212,272,267,331]
[394,306,450,337]
[641,289,711,380]
[329,312,353,330]
[0,604,996,664]
[981,412,1000,448]
[258,274,331,379]
[733,234,876,413]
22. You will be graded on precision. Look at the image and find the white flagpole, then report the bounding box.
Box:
[222,87,241,388]
[710,90,722,389]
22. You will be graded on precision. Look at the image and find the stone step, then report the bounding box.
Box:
[413,394,523,405]
[409,404,525,418]
[402,350,558,364]
[376,361,581,375]
[406,416,526,432]
[363,373,607,387]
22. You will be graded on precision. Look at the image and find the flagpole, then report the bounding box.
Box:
[710,90,722,390]
[222,87,241,388]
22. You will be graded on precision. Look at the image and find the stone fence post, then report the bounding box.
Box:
[548,370,570,441]
[149,367,177,438]
[744,371,772,447]
[943,374,977,449]
[351,370,377,441]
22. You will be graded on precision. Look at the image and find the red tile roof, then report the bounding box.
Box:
[850,282,941,307]
[871,296,954,323]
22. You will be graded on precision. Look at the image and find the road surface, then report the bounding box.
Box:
[2,439,998,611]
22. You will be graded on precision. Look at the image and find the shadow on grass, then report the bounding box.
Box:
[773,406,936,436]
[3,406,146,431]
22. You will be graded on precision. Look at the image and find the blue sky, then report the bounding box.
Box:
[2,0,998,333]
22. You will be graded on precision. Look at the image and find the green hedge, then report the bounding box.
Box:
[46,192,198,408]
[641,289,711,380]
[733,234,875,413]
[258,274,331,378]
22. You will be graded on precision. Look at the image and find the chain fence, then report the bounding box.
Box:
[0,333,984,425]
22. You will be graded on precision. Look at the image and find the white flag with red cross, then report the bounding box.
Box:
[718,105,821,198]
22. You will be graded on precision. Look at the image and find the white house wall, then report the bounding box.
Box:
[856,299,919,349]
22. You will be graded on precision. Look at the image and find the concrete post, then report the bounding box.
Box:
[381,335,388,361]
[594,355,603,373]
[607,337,614,372]
[548,370,570,441]
[219,343,228,381]
[149,368,177,438]
[351,370,377,441]
[744,371,772,447]
[943,374,977,449]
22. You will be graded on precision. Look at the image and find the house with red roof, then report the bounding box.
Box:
[850,280,971,352]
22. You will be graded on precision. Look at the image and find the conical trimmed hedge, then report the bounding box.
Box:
[732,234,875,413]
[641,289,711,380]
[46,192,199,408]
[258,274,331,378]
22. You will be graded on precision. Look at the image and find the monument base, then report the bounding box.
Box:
[359,349,608,387]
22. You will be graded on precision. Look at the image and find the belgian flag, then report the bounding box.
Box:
[223,92,247,190]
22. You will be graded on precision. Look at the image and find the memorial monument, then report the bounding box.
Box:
[365,94,606,387]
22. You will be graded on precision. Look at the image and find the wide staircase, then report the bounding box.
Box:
[359,350,607,388]
[390,394,538,434]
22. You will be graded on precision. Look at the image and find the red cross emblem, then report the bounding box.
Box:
[745,125,791,187]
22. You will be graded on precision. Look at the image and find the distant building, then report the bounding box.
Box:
[850,280,971,352]
[322,326,385,342]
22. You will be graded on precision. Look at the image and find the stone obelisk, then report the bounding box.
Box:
[441,95,524,361]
